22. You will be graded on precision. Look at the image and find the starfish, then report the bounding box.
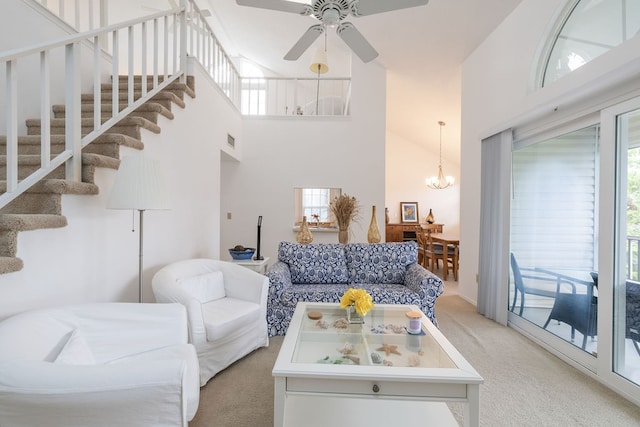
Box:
[376,343,401,357]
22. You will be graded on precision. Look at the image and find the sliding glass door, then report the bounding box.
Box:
[509,124,599,365]
[614,106,640,386]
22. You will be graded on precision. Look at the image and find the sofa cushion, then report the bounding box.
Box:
[345,242,418,284]
[278,283,422,309]
[278,242,348,284]
[179,271,226,303]
[54,329,96,365]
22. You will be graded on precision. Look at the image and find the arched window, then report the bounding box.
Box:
[542,0,640,87]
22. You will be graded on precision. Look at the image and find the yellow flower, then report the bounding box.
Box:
[340,288,374,316]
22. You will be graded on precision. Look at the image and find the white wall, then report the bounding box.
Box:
[219,59,386,260]
[385,130,460,233]
[460,0,640,304]
[0,62,241,319]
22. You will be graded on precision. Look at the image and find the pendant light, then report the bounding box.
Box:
[426,121,455,189]
[310,32,329,115]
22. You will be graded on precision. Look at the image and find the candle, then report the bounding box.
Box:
[405,311,422,335]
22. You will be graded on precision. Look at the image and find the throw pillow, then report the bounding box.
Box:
[345,242,418,284]
[178,271,226,303]
[54,329,96,365]
[278,242,348,284]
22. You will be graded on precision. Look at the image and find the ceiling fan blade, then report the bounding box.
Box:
[336,22,378,63]
[236,0,310,15]
[351,0,429,16]
[284,25,324,61]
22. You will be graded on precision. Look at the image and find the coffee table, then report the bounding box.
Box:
[272,302,483,426]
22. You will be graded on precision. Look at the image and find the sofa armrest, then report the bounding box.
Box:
[0,359,190,427]
[267,261,293,297]
[404,263,444,325]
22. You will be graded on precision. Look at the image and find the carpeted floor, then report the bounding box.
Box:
[189,285,640,426]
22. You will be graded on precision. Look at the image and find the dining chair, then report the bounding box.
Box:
[422,231,458,280]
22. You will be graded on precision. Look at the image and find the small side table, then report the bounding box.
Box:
[231,257,270,274]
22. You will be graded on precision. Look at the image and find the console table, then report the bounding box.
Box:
[386,223,443,242]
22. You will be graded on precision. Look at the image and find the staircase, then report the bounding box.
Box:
[0,75,195,274]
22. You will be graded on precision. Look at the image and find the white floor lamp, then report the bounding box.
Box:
[107,155,171,303]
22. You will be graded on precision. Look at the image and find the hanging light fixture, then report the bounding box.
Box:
[426,121,455,189]
[310,31,329,115]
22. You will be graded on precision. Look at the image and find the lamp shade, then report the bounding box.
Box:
[309,47,329,74]
[107,155,171,210]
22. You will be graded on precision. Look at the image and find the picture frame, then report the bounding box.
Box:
[400,202,419,224]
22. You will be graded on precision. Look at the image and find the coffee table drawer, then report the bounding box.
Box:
[286,377,468,399]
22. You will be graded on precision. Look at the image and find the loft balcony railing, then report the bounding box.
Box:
[1,0,350,209]
[240,77,351,116]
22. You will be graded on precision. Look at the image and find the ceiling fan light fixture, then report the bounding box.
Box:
[309,46,329,74]
[426,121,455,190]
[322,8,341,27]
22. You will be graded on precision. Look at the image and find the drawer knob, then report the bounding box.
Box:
[372,384,380,393]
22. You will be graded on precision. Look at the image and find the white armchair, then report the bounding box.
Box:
[0,303,200,427]
[152,258,269,386]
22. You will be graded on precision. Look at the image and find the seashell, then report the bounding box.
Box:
[383,359,393,366]
[408,355,421,367]
[371,352,383,364]
[344,355,360,365]
[316,320,328,329]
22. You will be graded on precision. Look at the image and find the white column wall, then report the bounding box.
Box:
[460,0,640,304]
[219,59,386,260]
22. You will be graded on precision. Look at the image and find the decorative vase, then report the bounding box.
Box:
[296,216,313,244]
[385,207,389,224]
[367,205,381,243]
[346,305,364,324]
[338,228,349,244]
[426,209,435,224]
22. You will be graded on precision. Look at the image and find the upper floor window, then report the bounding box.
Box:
[542,0,640,87]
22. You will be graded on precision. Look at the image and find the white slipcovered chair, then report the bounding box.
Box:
[152,258,269,386]
[0,302,200,427]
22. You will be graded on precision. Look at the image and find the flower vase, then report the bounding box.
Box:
[346,305,364,324]
[338,228,349,244]
[426,209,435,224]
[296,216,313,244]
[367,205,381,243]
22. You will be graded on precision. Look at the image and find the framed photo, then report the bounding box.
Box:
[400,202,419,224]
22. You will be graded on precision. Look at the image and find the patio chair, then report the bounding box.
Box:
[510,253,560,315]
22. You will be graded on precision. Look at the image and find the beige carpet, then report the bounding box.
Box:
[189,292,640,426]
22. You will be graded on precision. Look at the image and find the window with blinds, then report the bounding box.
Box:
[511,125,599,278]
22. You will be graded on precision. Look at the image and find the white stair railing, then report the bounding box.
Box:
[1,2,188,209]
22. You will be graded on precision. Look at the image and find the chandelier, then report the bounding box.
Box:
[426,121,455,189]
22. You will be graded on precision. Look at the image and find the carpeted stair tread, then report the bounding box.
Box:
[115,75,196,93]
[0,213,68,231]
[0,133,144,157]
[25,117,162,135]
[51,102,174,121]
[81,91,186,109]
[0,179,98,195]
[101,81,196,100]
[0,257,23,274]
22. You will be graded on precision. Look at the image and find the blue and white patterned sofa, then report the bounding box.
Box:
[266,241,444,336]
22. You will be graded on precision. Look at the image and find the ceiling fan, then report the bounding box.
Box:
[235,0,429,63]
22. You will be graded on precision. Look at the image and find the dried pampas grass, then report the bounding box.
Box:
[330,194,360,230]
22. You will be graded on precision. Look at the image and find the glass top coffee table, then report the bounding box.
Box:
[272,303,483,426]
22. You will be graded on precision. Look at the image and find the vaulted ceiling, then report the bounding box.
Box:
[201,0,524,165]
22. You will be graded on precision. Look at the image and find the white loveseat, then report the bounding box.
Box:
[152,259,269,386]
[0,303,199,427]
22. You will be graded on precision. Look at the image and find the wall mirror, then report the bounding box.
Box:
[293,187,341,228]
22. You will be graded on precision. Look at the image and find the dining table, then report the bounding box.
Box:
[429,232,460,281]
